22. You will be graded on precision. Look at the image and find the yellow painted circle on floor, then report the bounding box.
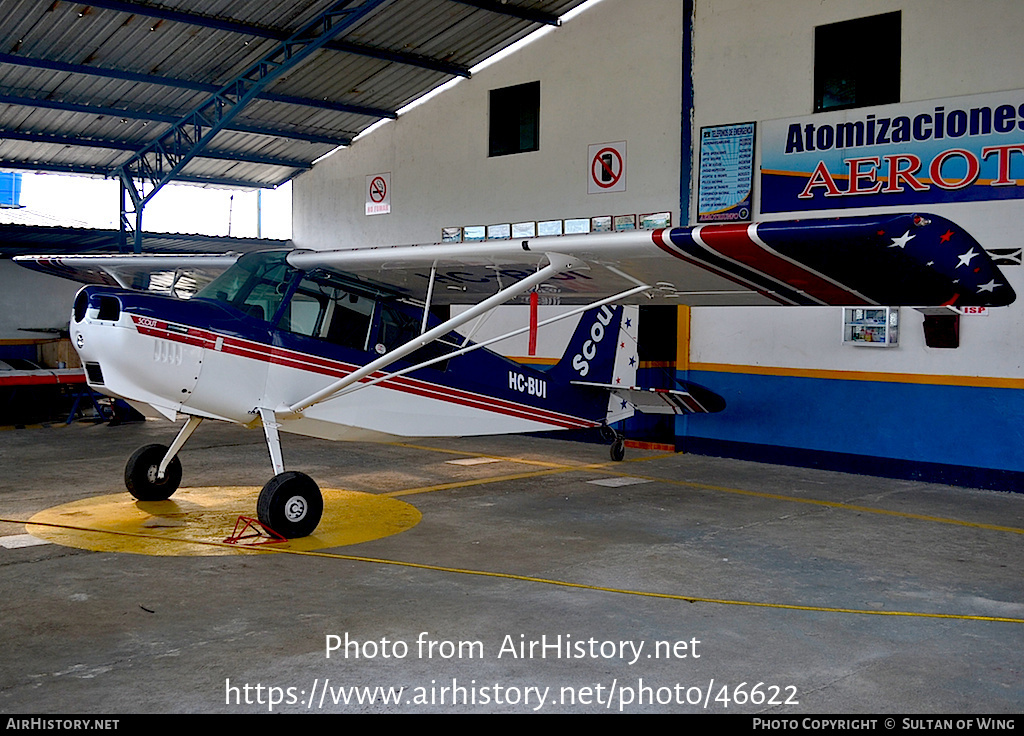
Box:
[26,486,421,556]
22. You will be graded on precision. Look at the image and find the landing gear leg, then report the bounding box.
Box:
[124,415,203,501]
[600,424,626,462]
[255,408,323,538]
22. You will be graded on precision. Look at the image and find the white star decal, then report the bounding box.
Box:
[957,248,979,268]
[889,230,916,248]
[977,279,1000,293]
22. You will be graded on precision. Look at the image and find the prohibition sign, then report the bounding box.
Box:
[592,147,623,189]
[369,176,387,203]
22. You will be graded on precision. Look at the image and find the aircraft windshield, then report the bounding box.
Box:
[193,252,451,368]
[194,251,296,322]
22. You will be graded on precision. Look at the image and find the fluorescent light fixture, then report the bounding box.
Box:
[560,0,605,23]
[311,145,346,164]
[470,0,606,74]
[342,0,607,147]
[394,76,466,117]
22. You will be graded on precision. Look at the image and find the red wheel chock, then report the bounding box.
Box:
[224,516,287,545]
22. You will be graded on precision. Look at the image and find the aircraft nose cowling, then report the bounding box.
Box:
[73,287,123,325]
[70,286,206,413]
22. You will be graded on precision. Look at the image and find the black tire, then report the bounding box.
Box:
[610,438,625,462]
[257,471,323,539]
[124,444,182,501]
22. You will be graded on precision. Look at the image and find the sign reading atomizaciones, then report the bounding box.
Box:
[760,89,1024,212]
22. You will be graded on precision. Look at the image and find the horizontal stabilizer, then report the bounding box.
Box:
[572,380,726,415]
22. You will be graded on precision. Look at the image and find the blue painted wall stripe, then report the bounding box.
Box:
[678,368,1024,474]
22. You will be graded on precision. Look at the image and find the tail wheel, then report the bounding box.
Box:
[610,438,626,462]
[125,444,182,501]
[257,471,323,539]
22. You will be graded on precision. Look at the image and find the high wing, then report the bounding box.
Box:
[13,213,1015,308]
[14,253,240,298]
[291,212,1015,308]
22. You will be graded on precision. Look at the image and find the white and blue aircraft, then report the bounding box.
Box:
[15,212,1014,537]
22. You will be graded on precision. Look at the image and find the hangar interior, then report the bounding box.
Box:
[1,0,1023,715]
[4,0,1023,488]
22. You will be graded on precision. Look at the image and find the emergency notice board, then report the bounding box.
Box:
[697,122,755,222]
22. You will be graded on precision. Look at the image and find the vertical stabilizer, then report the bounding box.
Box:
[550,304,638,423]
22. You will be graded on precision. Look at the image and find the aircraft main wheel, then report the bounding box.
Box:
[610,438,626,462]
[124,444,182,501]
[257,471,323,539]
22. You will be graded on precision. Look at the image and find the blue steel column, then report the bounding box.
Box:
[118,177,141,254]
[677,0,695,446]
[680,0,694,225]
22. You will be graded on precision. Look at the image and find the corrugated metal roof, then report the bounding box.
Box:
[0,0,590,190]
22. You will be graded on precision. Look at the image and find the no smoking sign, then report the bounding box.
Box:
[588,141,626,194]
[365,172,391,215]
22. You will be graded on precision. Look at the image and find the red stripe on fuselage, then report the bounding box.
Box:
[129,316,596,430]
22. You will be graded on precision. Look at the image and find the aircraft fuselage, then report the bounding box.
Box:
[70,282,605,442]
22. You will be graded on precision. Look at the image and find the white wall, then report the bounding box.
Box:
[293,0,685,251]
[691,0,1024,146]
[0,260,79,341]
[689,0,1024,379]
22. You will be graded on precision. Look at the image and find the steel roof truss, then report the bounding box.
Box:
[0,93,354,146]
[118,0,389,252]
[0,128,314,170]
[0,158,282,188]
[448,0,561,26]
[0,52,395,120]
[80,0,472,78]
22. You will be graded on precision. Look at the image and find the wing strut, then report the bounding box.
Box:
[420,263,438,335]
[329,283,653,400]
[283,253,578,416]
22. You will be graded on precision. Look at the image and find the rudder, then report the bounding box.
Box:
[550,304,639,423]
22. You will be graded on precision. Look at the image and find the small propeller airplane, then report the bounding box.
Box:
[14,212,1015,538]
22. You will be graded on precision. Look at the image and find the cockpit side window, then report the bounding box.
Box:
[278,275,375,351]
[324,291,374,351]
[378,302,453,371]
[278,287,328,337]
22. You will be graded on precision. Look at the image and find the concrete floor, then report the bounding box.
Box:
[0,418,1022,714]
